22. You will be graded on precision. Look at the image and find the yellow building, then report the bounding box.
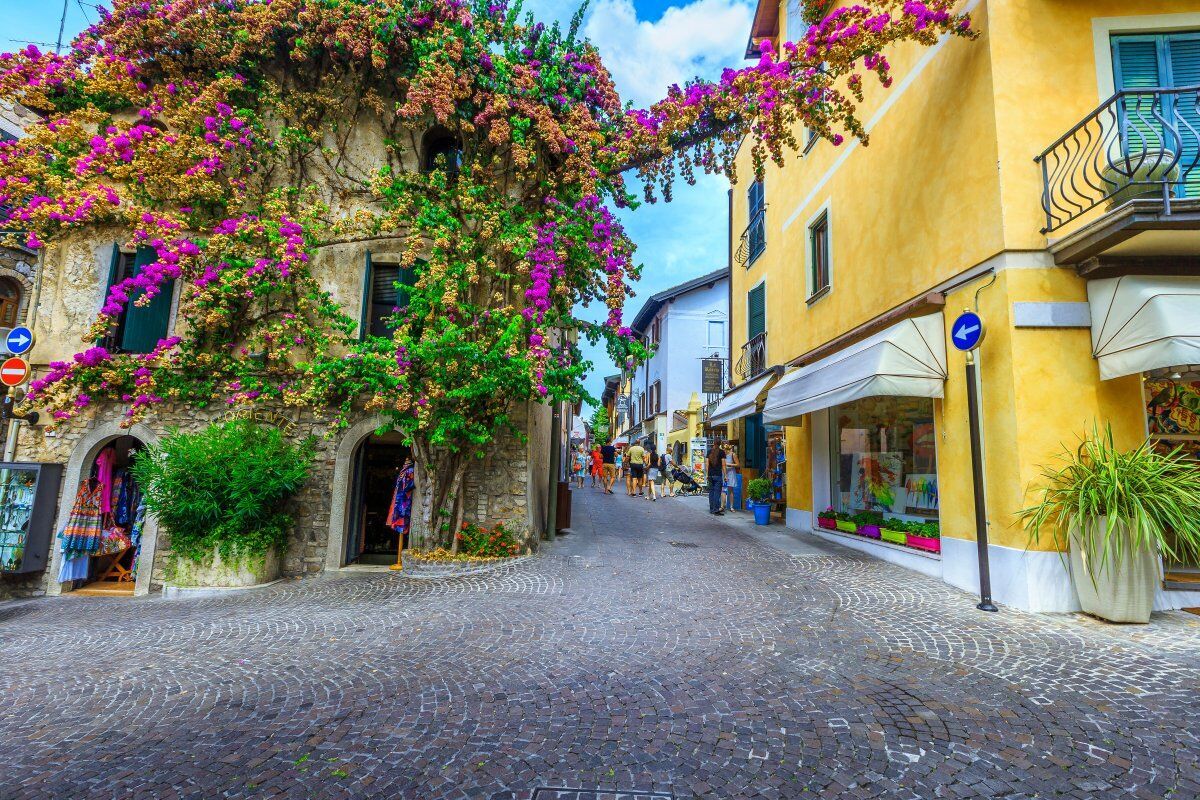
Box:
[715,0,1200,611]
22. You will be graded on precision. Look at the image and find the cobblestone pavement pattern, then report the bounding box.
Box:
[2,490,1199,799]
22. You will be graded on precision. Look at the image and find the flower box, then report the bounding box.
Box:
[856,524,882,539]
[835,520,857,533]
[880,528,907,546]
[906,534,940,553]
[816,517,837,530]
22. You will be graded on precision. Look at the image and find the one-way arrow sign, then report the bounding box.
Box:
[951,311,984,352]
[4,325,33,356]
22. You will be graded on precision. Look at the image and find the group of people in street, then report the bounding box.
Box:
[572,440,679,499]
[571,438,741,515]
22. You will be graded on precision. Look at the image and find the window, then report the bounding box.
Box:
[361,253,417,339]
[102,245,174,354]
[747,179,766,264]
[808,211,830,298]
[1112,32,1200,195]
[828,396,938,520]
[0,278,20,328]
[707,320,725,348]
[650,317,661,346]
[422,127,462,177]
[651,380,662,415]
[747,283,766,340]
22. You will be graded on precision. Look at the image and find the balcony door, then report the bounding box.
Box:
[1112,32,1200,196]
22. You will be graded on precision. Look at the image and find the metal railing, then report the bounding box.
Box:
[1035,85,1200,233]
[734,332,767,381]
[734,206,767,267]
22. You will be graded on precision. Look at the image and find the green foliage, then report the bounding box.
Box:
[746,477,772,502]
[850,510,883,526]
[455,522,522,558]
[589,405,611,445]
[131,420,316,563]
[1019,423,1200,574]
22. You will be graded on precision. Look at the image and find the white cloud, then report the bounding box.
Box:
[584,0,754,108]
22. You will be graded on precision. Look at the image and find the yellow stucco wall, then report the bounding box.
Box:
[732,1,1182,552]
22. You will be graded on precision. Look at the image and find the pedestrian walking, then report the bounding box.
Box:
[590,445,603,489]
[625,441,646,497]
[573,444,588,488]
[659,449,675,497]
[600,441,617,494]
[707,446,724,515]
[723,444,739,511]
[646,446,660,501]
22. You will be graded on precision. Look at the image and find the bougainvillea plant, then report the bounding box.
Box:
[0,0,972,548]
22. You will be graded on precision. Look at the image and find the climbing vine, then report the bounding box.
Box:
[0,0,972,547]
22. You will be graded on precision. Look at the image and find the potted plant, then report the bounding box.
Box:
[905,521,941,553]
[133,420,316,590]
[851,510,883,539]
[1019,424,1200,623]
[816,507,837,531]
[746,477,773,525]
[1102,153,1179,211]
[833,510,857,534]
[880,518,908,546]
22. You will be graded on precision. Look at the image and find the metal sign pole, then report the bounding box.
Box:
[965,350,997,612]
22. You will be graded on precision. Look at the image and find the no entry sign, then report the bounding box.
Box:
[1,357,30,387]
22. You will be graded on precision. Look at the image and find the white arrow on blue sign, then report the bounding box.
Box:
[4,326,33,356]
[951,311,984,352]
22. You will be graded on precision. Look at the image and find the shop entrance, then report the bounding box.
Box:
[345,433,412,566]
[62,435,146,597]
[1145,370,1200,588]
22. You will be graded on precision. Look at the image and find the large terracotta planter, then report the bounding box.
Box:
[168,546,280,589]
[1069,519,1159,624]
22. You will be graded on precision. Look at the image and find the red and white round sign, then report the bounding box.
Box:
[1,357,30,387]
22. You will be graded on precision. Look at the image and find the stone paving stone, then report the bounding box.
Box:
[0,489,1198,798]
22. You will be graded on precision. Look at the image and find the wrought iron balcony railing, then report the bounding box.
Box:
[734,332,767,381]
[734,206,767,267]
[1035,85,1200,233]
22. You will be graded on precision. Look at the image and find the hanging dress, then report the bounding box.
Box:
[57,479,105,582]
[386,464,416,534]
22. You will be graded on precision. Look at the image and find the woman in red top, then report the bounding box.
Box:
[590,446,603,488]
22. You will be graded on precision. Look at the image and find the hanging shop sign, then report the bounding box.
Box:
[701,358,724,394]
[217,407,300,437]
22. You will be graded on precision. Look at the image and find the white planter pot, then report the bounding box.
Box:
[168,546,280,589]
[1068,518,1159,624]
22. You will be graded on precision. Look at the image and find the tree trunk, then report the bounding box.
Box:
[410,438,470,551]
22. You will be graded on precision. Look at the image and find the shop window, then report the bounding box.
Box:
[1145,372,1200,578]
[0,277,21,327]
[808,211,830,298]
[828,396,938,520]
[707,320,725,348]
[422,127,462,178]
[101,245,174,354]
[360,253,418,339]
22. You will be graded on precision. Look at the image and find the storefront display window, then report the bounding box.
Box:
[828,396,938,519]
[1145,376,1200,461]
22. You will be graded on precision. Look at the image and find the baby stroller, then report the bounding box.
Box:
[671,466,705,496]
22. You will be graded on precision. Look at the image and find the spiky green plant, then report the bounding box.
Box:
[1018,423,1200,578]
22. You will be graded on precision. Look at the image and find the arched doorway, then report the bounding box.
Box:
[57,434,148,596]
[343,431,412,566]
[0,277,22,327]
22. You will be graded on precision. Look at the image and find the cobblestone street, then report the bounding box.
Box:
[2,488,1199,799]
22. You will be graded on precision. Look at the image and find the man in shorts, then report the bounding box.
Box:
[600,442,617,494]
[625,441,646,497]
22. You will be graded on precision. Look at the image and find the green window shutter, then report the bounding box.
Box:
[104,243,120,293]
[747,284,766,339]
[359,251,373,340]
[1112,37,1164,162]
[1112,38,1161,90]
[1167,35,1200,196]
[120,246,174,354]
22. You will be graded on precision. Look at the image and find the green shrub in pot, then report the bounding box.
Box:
[1018,423,1200,623]
[746,477,772,504]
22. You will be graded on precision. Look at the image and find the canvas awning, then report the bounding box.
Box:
[707,368,780,426]
[763,312,948,425]
[1088,276,1200,380]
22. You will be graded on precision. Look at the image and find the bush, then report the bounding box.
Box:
[851,510,884,526]
[746,477,772,502]
[131,420,316,563]
[455,522,521,558]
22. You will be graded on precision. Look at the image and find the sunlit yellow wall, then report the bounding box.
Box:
[730,0,1178,551]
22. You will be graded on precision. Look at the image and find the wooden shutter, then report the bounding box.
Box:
[1167,35,1200,196]
[120,246,174,353]
[747,284,766,339]
[1112,37,1164,161]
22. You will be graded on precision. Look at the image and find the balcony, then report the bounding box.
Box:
[1035,86,1200,269]
[734,206,767,268]
[734,332,767,381]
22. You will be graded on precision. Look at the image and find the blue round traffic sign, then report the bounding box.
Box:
[950,311,984,352]
[4,326,33,356]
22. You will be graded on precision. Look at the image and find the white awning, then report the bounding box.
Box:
[707,369,779,426]
[763,312,948,425]
[1088,276,1200,380]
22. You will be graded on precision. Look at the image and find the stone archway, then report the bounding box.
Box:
[48,420,161,597]
[325,414,389,571]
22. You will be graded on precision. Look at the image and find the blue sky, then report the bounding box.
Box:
[3,0,754,410]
